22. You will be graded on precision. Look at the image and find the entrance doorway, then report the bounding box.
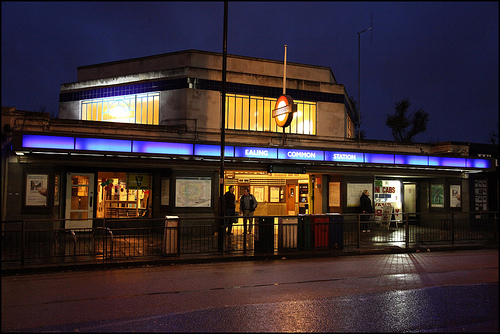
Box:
[65,173,94,229]
[286,183,296,215]
[403,183,417,218]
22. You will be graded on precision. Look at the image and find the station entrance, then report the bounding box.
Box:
[223,170,312,216]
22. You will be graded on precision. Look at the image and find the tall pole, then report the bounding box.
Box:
[357,32,360,141]
[282,45,287,145]
[218,1,228,253]
[357,16,372,141]
[283,45,287,94]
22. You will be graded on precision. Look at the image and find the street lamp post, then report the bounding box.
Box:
[218,1,228,253]
[357,22,372,141]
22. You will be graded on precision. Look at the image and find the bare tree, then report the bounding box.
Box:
[386,98,429,143]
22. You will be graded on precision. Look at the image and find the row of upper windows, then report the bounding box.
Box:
[80,92,317,135]
[225,94,316,135]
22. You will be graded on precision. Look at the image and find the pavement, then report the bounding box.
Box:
[2,241,496,276]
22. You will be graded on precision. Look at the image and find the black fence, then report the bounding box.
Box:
[2,212,497,265]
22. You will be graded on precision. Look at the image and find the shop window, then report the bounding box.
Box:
[374,180,402,222]
[81,92,159,125]
[96,172,152,218]
[225,94,316,135]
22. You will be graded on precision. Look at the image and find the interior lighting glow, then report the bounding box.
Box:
[133,141,193,155]
[75,138,132,152]
[23,134,75,150]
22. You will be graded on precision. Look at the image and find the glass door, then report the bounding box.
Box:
[65,173,94,229]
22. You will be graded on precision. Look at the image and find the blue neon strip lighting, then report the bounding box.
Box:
[365,153,395,164]
[133,141,193,155]
[20,134,491,169]
[429,156,466,167]
[325,151,364,163]
[75,138,132,152]
[234,147,278,159]
[194,144,235,157]
[278,149,324,161]
[22,134,75,150]
[395,154,429,166]
[466,159,490,168]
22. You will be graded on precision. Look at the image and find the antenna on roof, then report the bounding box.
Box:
[357,13,373,141]
[370,13,373,43]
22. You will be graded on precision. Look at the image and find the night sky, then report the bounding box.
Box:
[2,2,498,144]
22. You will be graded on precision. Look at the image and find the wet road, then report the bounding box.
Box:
[2,249,498,332]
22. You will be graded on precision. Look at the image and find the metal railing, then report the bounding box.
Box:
[2,212,497,265]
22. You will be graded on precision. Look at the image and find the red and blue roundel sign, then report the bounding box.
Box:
[272,95,296,127]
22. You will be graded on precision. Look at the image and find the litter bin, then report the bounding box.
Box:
[327,213,343,249]
[311,215,329,249]
[297,214,311,250]
[278,217,298,250]
[163,216,178,255]
[254,217,274,253]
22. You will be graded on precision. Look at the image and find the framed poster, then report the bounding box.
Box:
[450,185,461,207]
[175,177,211,207]
[329,182,340,207]
[347,183,372,207]
[253,186,265,203]
[270,186,280,202]
[430,184,444,207]
[26,174,48,206]
[54,174,60,206]
[161,178,170,205]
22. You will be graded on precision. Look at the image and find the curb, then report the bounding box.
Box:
[2,243,496,277]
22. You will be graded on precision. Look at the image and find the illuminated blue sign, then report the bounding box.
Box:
[19,135,492,170]
[194,144,235,157]
[466,158,490,168]
[75,138,132,152]
[278,149,324,161]
[234,147,277,159]
[325,151,364,163]
[365,153,395,164]
[133,141,193,155]
[429,156,466,167]
[395,155,429,166]
[23,134,74,150]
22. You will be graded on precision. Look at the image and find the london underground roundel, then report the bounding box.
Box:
[272,95,296,128]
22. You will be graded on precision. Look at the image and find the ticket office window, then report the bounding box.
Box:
[96,174,152,218]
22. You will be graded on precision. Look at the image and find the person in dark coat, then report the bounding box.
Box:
[224,185,236,235]
[360,189,373,232]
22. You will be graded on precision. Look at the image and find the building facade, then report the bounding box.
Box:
[1,50,496,229]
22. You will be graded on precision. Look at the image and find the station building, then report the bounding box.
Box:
[1,49,496,229]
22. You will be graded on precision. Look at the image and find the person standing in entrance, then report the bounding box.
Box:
[224,185,236,235]
[360,189,373,232]
[240,188,258,234]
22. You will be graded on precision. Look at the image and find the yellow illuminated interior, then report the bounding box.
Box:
[225,94,316,135]
[82,92,159,125]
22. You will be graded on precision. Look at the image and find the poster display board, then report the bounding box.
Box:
[175,177,211,207]
[329,182,340,207]
[26,174,48,206]
[347,183,372,207]
[431,184,444,207]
